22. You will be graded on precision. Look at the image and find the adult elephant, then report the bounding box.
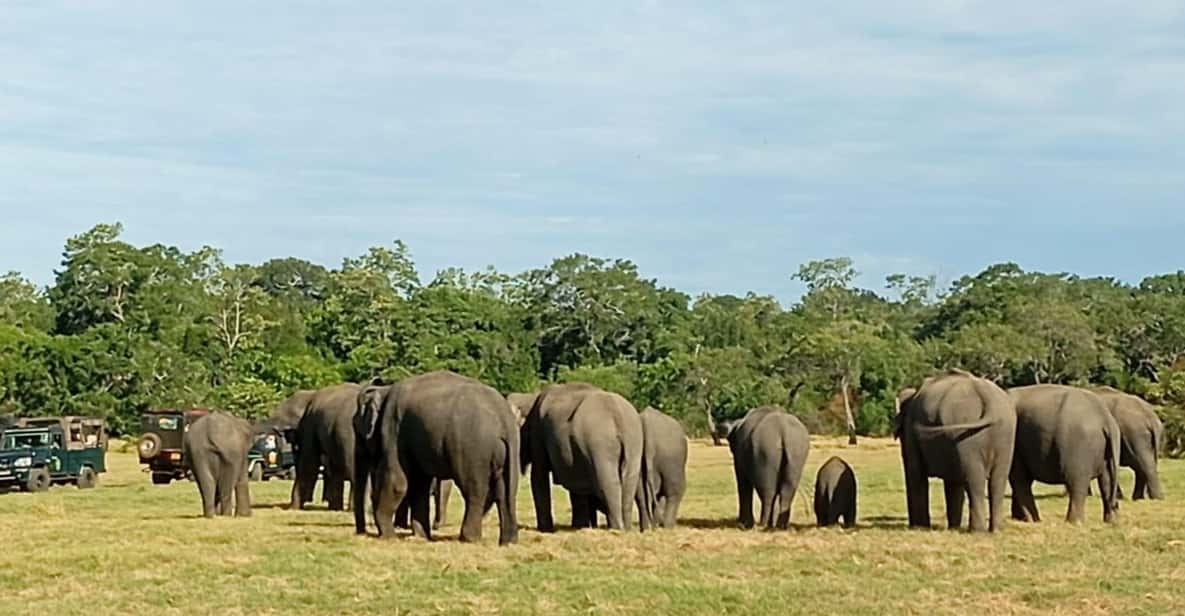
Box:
[1093,387,1164,500]
[521,383,644,532]
[1009,385,1120,524]
[354,371,519,545]
[897,370,1016,533]
[639,407,688,529]
[183,412,253,518]
[285,383,362,511]
[726,405,810,530]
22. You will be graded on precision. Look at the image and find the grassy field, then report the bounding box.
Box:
[1,438,1183,615]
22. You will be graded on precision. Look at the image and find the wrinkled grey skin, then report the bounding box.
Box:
[521,383,645,532]
[506,392,537,427]
[1009,385,1121,524]
[355,371,519,545]
[183,412,253,518]
[727,406,810,530]
[269,390,316,432]
[285,384,362,511]
[638,407,689,529]
[897,371,1017,533]
[814,456,857,529]
[1093,387,1164,500]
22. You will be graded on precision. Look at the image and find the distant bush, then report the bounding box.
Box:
[1159,406,1185,459]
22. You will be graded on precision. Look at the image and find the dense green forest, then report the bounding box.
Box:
[3,223,1185,451]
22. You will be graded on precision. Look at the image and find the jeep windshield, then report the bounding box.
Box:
[254,434,279,451]
[3,430,51,450]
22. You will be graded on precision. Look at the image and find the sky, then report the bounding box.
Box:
[2,2,1183,301]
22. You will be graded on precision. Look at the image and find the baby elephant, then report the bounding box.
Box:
[814,456,857,528]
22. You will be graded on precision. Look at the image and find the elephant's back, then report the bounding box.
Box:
[641,408,687,462]
[185,412,252,456]
[913,375,1001,426]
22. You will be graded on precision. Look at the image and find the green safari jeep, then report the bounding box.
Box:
[0,417,107,492]
[247,425,296,482]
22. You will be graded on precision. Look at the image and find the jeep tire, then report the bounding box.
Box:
[250,462,264,482]
[138,433,162,460]
[151,472,173,485]
[77,466,98,489]
[26,467,51,493]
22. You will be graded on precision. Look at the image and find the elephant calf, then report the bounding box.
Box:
[639,407,689,529]
[1009,385,1120,524]
[814,456,856,529]
[183,412,253,518]
[727,406,810,530]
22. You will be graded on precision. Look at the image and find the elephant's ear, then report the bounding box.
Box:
[355,386,385,443]
[724,420,741,452]
[892,393,913,441]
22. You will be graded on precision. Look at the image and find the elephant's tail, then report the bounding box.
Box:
[500,432,519,517]
[1104,424,1121,509]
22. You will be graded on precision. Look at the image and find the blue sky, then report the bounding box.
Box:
[2,2,1183,300]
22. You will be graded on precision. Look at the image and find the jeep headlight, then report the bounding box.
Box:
[267,452,278,465]
[13,457,33,468]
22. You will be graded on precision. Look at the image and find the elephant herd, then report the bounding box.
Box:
[180,368,1165,545]
[895,371,1163,532]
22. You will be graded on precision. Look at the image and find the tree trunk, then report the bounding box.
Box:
[842,375,857,446]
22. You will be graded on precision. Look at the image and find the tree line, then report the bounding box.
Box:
[3,223,1185,454]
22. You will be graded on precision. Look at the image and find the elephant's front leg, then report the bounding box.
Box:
[324,470,346,512]
[570,492,593,529]
[531,465,555,533]
[901,440,930,529]
[943,480,966,531]
[434,479,453,530]
[407,475,434,541]
[736,467,755,530]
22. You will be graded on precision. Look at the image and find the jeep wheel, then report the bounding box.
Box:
[77,467,98,490]
[26,467,51,493]
[249,462,264,482]
[138,434,162,460]
[151,472,172,486]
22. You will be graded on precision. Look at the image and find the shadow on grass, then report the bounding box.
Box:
[860,515,909,529]
[677,517,739,530]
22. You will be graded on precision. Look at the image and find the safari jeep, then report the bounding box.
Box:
[247,425,296,482]
[0,416,107,492]
[138,409,209,485]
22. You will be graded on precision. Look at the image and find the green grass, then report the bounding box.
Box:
[1,438,1182,615]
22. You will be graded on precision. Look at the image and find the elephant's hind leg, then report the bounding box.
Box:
[1065,480,1089,524]
[963,464,989,533]
[459,483,489,544]
[592,456,626,531]
[194,464,218,518]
